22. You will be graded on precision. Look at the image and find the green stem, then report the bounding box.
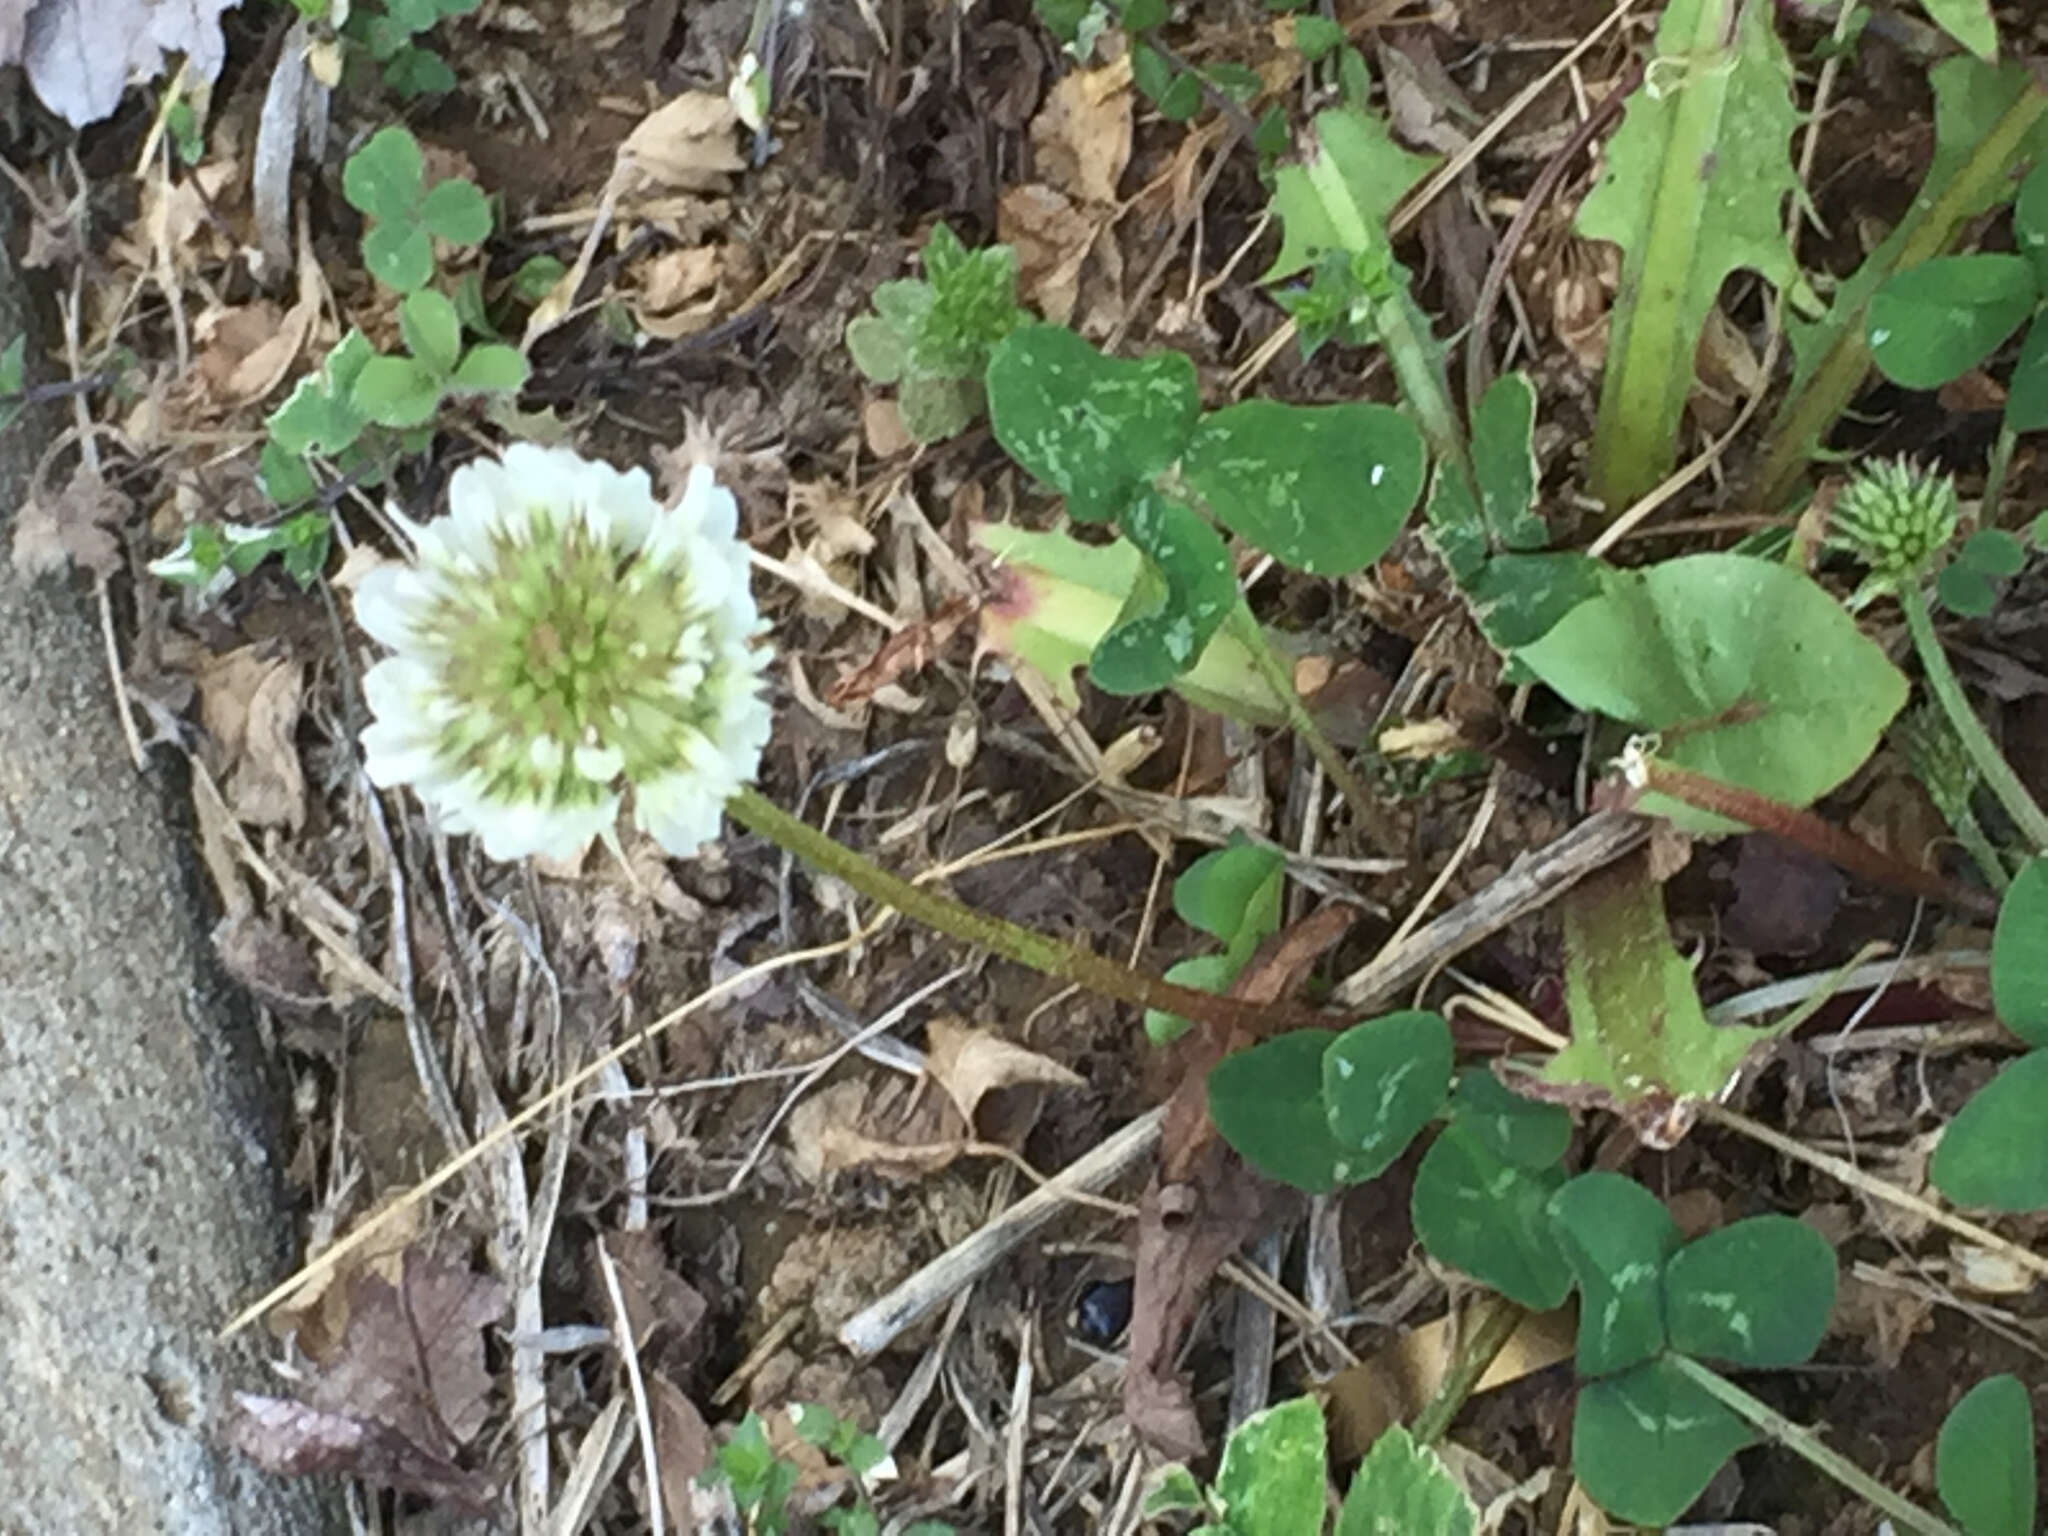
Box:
[1225,600,1381,832]
[1980,424,2018,531]
[1758,84,2048,509]
[1410,1295,1524,1446]
[726,788,1335,1035]
[1664,1355,1960,1536]
[1898,582,2048,853]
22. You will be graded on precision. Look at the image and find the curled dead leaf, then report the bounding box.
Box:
[924,1015,1081,1146]
[1028,60,1132,206]
[621,91,746,192]
[9,463,128,580]
[198,646,307,829]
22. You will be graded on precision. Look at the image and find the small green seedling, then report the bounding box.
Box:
[353,288,528,429]
[1144,840,1285,1045]
[1931,858,2048,1210]
[290,0,482,98]
[148,511,333,594]
[702,1405,955,1536]
[844,222,1029,443]
[343,125,492,294]
[1936,1374,2038,1536]
[1145,1397,1478,1536]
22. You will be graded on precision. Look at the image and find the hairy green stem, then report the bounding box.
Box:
[1225,600,1381,833]
[1665,1355,1960,1536]
[1758,85,2048,508]
[1980,424,2018,532]
[1410,1294,1525,1446]
[726,788,1336,1035]
[1898,583,2048,853]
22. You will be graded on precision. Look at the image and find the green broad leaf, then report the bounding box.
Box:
[1931,1051,2048,1211]
[399,290,462,374]
[1153,69,1202,124]
[896,374,982,443]
[1143,1465,1209,1518]
[1575,0,1802,509]
[986,326,1199,522]
[1937,1375,2037,1536]
[258,438,318,505]
[1471,371,1546,551]
[1993,860,2048,1045]
[1918,0,1999,63]
[1446,1070,1572,1170]
[1202,63,1261,104]
[1867,254,2037,389]
[1514,553,1908,831]
[1412,1122,1573,1310]
[1291,14,1345,62]
[1335,1424,1479,1536]
[1265,107,1437,281]
[451,343,530,394]
[1463,550,1609,652]
[1959,528,2029,577]
[2017,162,2048,289]
[274,511,332,588]
[973,523,1280,723]
[384,44,457,98]
[1182,400,1426,576]
[1089,488,1236,695]
[267,330,375,456]
[1543,854,1778,1113]
[1120,0,1167,30]
[419,176,492,245]
[1572,1358,1754,1527]
[2003,313,2048,434]
[363,223,434,294]
[354,355,446,428]
[845,313,908,383]
[1208,1031,1357,1194]
[1321,1010,1454,1180]
[451,270,497,340]
[1145,954,1236,1046]
[1548,1171,1681,1376]
[1212,1397,1327,1536]
[1174,842,1286,948]
[1664,1215,1835,1368]
[511,254,568,305]
[342,125,424,223]
[1133,44,1198,121]
[1938,563,2000,618]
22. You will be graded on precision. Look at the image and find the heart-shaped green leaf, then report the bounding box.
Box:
[1573,1358,1754,1526]
[341,124,424,224]
[1992,858,2048,1045]
[354,355,445,428]
[1208,1031,1355,1195]
[1336,1425,1478,1536]
[1181,400,1426,575]
[1549,1172,1680,1377]
[1937,1374,2037,1536]
[399,290,462,375]
[451,343,530,395]
[1446,1070,1572,1170]
[1664,1215,1835,1367]
[1173,842,1285,947]
[1412,1123,1573,1310]
[986,326,1199,523]
[1515,553,1908,832]
[1931,1052,2048,1212]
[1321,1010,1452,1180]
[2002,314,2048,434]
[1868,253,2037,390]
[1213,1398,1328,1536]
[1088,489,1235,695]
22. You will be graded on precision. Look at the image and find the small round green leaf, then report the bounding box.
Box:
[1181,401,1427,575]
[451,343,530,395]
[1959,527,2029,577]
[1664,1215,1835,1368]
[1208,1031,1355,1194]
[1992,859,2048,1045]
[363,223,434,294]
[1937,1374,2037,1536]
[1213,1397,1327,1536]
[353,355,445,428]
[986,326,1199,523]
[1291,13,1345,61]
[419,176,492,245]
[342,125,424,222]
[844,314,907,384]
[1412,1123,1572,1310]
[2004,316,2048,434]
[1573,1359,1754,1527]
[1932,1052,2048,1211]
[896,374,980,443]
[1549,1172,1680,1377]
[1867,254,2037,390]
[1335,1425,1477,1536]
[1937,563,2000,618]
[1321,1010,1453,1179]
[399,290,463,374]
[1446,1069,1571,1169]
[1144,954,1234,1046]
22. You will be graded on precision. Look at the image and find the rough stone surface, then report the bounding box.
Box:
[0,188,340,1532]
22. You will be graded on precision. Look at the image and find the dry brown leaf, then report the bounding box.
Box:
[863,398,913,458]
[233,654,307,829]
[594,1229,709,1361]
[268,1198,427,1364]
[827,596,973,709]
[621,92,747,192]
[226,1393,498,1512]
[220,296,318,405]
[9,462,128,579]
[1326,1306,1578,1458]
[646,1374,716,1534]
[1028,60,1132,206]
[212,911,327,1013]
[998,183,1099,327]
[785,1080,961,1183]
[923,1014,1082,1146]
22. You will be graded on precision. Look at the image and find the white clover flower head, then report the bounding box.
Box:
[353,443,772,863]
[1829,457,1959,582]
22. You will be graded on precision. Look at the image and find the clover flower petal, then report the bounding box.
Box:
[353,444,771,863]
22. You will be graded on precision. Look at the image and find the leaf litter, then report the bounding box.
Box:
[12,0,2048,1530]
